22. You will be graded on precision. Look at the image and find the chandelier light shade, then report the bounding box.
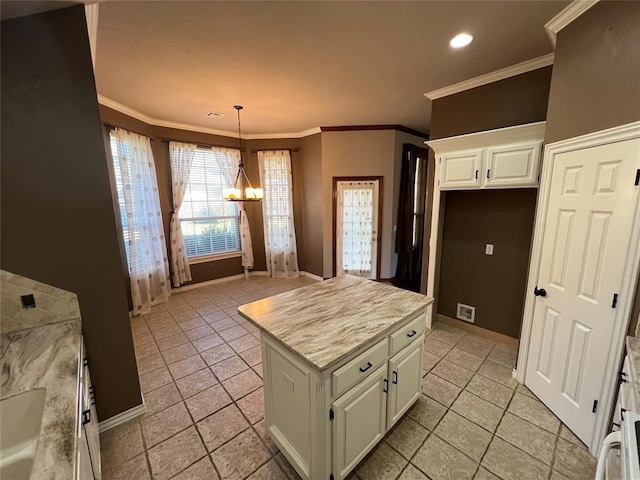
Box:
[223,105,264,202]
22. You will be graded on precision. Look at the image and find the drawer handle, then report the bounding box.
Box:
[359,362,373,373]
[407,330,417,338]
[392,371,398,384]
[383,378,388,393]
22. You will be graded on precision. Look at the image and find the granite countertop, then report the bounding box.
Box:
[238,275,433,371]
[626,336,640,407]
[1,270,83,480]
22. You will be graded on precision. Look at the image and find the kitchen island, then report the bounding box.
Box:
[238,275,433,480]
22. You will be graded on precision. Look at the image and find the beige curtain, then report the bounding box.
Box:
[111,128,170,315]
[169,142,196,287]
[258,150,299,277]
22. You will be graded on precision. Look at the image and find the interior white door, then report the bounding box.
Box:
[336,180,379,279]
[526,138,640,445]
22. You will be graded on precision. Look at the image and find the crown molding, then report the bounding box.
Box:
[320,124,428,139]
[97,95,321,140]
[545,0,600,47]
[424,53,555,101]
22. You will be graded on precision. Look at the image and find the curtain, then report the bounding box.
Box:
[112,128,170,315]
[395,144,429,282]
[258,150,299,277]
[169,142,196,287]
[337,180,378,278]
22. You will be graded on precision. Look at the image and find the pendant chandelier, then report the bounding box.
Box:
[222,105,264,202]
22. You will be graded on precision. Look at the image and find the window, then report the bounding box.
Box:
[179,147,241,259]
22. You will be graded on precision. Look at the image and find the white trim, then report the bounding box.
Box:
[187,251,241,265]
[516,120,640,456]
[84,4,99,68]
[98,95,322,140]
[426,121,546,154]
[301,271,324,282]
[98,402,147,433]
[424,54,554,101]
[545,0,600,46]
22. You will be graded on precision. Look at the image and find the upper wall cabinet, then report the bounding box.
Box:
[428,122,545,191]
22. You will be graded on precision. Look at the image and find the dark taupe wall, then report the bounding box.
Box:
[300,134,323,277]
[438,191,537,338]
[431,67,552,338]
[545,1,640,144]
[1,6,141,420]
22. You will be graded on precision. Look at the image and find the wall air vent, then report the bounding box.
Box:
[456,303,475,323]
[204,111,225,119]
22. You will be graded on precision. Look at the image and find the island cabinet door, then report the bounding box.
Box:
[387,335,424,428]
[332,365,388,480]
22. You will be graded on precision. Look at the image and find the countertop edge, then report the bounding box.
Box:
[626,335,640,408]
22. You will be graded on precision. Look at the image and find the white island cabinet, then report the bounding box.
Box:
[238,275,432,480]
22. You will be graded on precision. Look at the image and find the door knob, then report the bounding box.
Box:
[534,287,547,297]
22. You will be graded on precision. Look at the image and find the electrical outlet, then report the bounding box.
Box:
[485,244,494,255]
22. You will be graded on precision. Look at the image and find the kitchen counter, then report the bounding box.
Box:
[625,336,640,408]
[238,274,432,371]
[1,270,83,480]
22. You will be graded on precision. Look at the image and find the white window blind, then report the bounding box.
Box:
[179,148,241,258]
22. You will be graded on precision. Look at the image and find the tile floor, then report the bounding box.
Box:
[100,277,597,480]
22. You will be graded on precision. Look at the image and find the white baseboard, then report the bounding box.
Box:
[301,271,324,282]
[99,402,147,433]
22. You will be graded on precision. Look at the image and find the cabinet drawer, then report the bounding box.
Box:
[332,338,389,399]
[389,314,425,356]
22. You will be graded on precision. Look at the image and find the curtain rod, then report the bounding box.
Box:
[159,139,246,152]
[250,148,300,153]
[103,123,153,140]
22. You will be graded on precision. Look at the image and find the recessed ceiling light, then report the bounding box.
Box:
[450,33,473,48]
[204,111,225,119]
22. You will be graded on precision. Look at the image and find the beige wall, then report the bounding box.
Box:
[300,134,324,277]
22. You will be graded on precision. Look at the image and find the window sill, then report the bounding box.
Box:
[187,251,242,265]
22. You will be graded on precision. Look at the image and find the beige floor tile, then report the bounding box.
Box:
[236,387,265,424]
[275,452,303,480]
[135,341,160,360]
[176,368,218,399]
[156,332,189,351]
[553,438,597,480]
[168,354,207,380]
[385,417,429,459]
[132,330,154,347]
[170,456,219,480]
[192,333,225,352]
[176,317,207,331]
[136,352,166,375]
[210,355,249,381]
[102,452,150,480]
[559,425,588,450]
[201,343,236,366]
[465,374,514,408]
[477,360,518,389]
[444,348,484,372]
[451,391,504,433]
[197,403,250,451]
[253,363,263,378]
[474,467,500,480]
[507,393,560,434]
[431,360,474,388]
[407,394,447,431]
[456,334,496,359]
[203,311,232,324]
[162,342,198,365]
[247,458,288,479]
[422,373,462,407]
[357,442,408,480]
[398,464,429,480]
[239,345,263,366]
[487,344,518,369]
[228,333,261,353]
[481,437,549,480]
[223,368,263,400]
[550,469,572,480]
[184,325,216,342]
[217,324,248,342]
[516,383,538,399]
[147,316,178,331]
[424,338,453,357]
[144,382,182,416]
[152,323,182,341]
[141,401,192,447]
[254,419,279,454]
[423,351,440,373]
[148,426,207,480]
[172,310,202,323]
[139,366,172,394]
[495,412,556,465]
[185,384,232,422]
[211,428,271,479]
[412,433,477,480]
[429,328,466,347]
[434,410,491,462]
[100,420,144,472]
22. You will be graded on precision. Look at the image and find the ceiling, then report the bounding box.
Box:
[95,1,569,136]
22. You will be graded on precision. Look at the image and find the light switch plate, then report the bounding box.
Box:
[485,244,494,255]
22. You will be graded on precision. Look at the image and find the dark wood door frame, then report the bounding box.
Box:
[332,176,384,280]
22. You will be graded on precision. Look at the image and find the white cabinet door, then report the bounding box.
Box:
[332,365,387,480]
[439,149,484,190]
[77,426,94,480]
[387,335,424,427]
[485,141,541,188]
[83,366,101,480]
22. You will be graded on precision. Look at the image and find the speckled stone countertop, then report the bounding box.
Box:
[1,270,82,480]
[626,336,640,408]
[238,275,433,371]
